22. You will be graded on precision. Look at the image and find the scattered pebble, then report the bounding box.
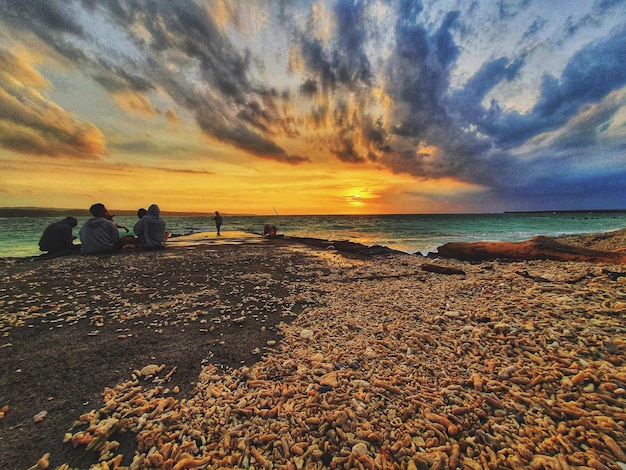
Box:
[3,240,625,469]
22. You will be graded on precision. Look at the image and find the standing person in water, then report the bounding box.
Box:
[213,211,223,236]
[38,216,79,257]
[134,204,167,250]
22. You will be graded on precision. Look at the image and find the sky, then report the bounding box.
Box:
[0,0,625,215]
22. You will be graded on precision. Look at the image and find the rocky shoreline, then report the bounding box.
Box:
[1,230,625,469]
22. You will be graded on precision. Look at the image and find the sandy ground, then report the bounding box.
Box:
[0,231,625,469]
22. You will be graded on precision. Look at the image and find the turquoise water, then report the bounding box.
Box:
[2,212,626,258]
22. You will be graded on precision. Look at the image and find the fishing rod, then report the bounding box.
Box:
[272,206,285,234]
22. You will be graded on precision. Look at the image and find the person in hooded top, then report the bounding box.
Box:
[39,216,79,256]
[79,203,123,255]
[133,204,166,250]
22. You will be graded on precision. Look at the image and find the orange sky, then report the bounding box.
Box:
[1,1,625,214]
[0,136,484,215]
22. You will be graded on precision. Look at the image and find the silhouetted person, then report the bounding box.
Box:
[137,208,148,219]
[134,204,166,250]
[263,224,277,237]
[213,210,223,236]
[79,203,123,255]
[39,217,79,257]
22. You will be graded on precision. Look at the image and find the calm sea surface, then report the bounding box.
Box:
[1,212,626,258]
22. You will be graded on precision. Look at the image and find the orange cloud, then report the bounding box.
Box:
[165,108,180,124]
[0,47,107,159]
[112,91,156,116]
[0,47,48,87]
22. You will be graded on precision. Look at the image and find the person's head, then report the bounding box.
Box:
[215,211,219,215]
[89,203,108,218]
[137,208,148,219]
[148,204,160,217]
[61,217,78,228]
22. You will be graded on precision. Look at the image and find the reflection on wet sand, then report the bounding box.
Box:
[167,230,267,247]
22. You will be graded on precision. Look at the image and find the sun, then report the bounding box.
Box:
[349,194,364,206]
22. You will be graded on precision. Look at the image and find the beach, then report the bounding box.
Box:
[1,232,625,469]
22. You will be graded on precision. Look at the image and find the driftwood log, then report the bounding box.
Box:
[436,236,626,264]
[421,263,466,275]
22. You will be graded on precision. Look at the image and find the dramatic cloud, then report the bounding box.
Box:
[481,26,626,147]
[0,0,308,165]
[0,47,106,159]
[0,0,625,211]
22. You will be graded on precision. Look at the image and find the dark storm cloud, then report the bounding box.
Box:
[144,1,251,98]
[332,0,372,85]
[0,0,83,36]
[93,67,155,94]
[194,105,308,165]
[378,1,478,179]
[1,0,625,210]
[363,116,390,154]
[100,0,303,160]
[291,0,383,165]
[386,3,460,137]
[299,79,318,96]
[332,125,366,163]
[0,0,307,165]
[481,26,626,147]
[332,142,366,164]
[363,0,626,206]
[297,0,372,91]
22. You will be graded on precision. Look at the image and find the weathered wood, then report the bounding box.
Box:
[436,236,626,264]
[421,263,466,275]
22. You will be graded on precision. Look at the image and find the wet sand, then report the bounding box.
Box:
[1,231,625,469]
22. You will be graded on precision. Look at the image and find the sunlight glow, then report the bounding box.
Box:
[1,1,624,213]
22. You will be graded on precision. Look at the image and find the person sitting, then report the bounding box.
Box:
[263,224,278,237]
[79,203,123,255]
[39,217,79,257]
[133,204,166,250]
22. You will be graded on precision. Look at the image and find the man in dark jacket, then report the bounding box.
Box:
[213,210,223,236]
[133,204,166,250]
[79,203,122,255]
[39,217,78,256]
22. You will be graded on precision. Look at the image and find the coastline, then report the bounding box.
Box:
[4,211,626,260]
[1,230,625,469]
[9,224,626,263]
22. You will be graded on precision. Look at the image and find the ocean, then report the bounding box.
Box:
[2,212,626,258]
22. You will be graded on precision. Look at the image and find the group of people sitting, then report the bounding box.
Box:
[38,203,167,257]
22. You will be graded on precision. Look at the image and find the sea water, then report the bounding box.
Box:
[1,212,626,258]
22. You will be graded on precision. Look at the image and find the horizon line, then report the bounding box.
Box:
[2,206,626,217]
